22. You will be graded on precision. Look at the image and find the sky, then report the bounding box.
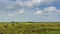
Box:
[0,0,60,22]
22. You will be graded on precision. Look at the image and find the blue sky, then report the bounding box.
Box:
[0,0,60,22]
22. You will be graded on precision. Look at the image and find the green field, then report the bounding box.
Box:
[0,22,60,34]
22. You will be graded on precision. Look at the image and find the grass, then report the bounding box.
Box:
[0,22,60,34]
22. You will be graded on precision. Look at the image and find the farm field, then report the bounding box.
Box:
[0,22,60,34]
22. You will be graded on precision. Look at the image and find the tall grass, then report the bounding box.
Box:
[0,22,60,34]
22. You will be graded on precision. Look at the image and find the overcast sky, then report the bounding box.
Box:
[0,0,60,22]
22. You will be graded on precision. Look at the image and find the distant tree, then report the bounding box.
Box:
[11,21,15,23]
[11,21,14,23]
[28,21,32,23]
[11,21,15,26]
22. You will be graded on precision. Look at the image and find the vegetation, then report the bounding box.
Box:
[0,22,60,34]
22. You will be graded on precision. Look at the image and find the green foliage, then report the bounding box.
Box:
[0,22,60,34]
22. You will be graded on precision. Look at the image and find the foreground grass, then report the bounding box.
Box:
[0,22,60,34]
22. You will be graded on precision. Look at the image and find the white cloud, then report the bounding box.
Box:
[34,6,60,15]
[19,9,24,14]
[15,0,55,7]
[16,1,24,7]
[24,1,33,7]
[32,0,41,4]
[56,10,60,13]
[34,10,43,15]
[22,0,39,7]
[32,0,40,2]
[6,9,24,17]
[43,6,56,14]
[43,6,56,12]
[0,0,57,10]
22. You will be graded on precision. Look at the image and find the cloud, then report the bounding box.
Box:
[43,6,56,14]
[19,9,24,14]
[34,10,43,15]
[43,6,60,14]
[43,6,56,12]
[15,0,56,8]
[34,6,60,15]
[7,9,24,17]
[0,0,57,12]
